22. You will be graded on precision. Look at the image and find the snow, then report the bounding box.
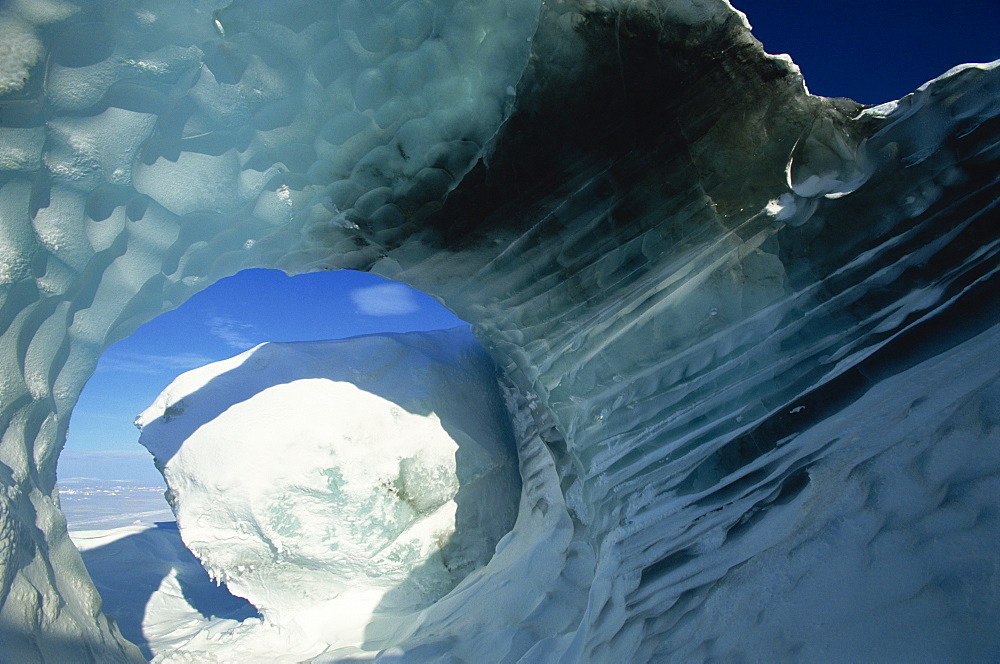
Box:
[69,523,259,662]
[1,0,999,661]
[133,327,520,660]
[0,1,72,95]
[59,480,172,529]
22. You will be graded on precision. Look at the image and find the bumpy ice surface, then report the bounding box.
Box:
[0,0,998,661]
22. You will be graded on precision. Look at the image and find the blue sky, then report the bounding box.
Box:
[59,3,1000,480]
[61,270,464,479]
[733,0,999,104]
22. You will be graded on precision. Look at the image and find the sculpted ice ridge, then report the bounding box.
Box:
[0,0,998,661]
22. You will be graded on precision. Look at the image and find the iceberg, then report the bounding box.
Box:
[0,0,997,661]
[133,328,521,659]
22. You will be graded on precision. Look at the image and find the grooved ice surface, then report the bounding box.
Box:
[134,328,521,659]
[0,0,998,661]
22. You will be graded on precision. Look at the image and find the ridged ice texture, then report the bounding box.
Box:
[0,0,998,661]
[0,0,538,659]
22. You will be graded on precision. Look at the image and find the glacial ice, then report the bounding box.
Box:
[134,328,521,659]
[0,0,998,661]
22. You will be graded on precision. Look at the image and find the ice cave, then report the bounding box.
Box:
[1,0,998,661]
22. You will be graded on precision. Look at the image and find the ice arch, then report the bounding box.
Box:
[1,0,998,661]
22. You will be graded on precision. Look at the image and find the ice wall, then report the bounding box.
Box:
[0,0,998,660]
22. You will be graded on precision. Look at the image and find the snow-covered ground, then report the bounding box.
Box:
[62,322,1000,662]
[59,480,173,531]
[57,463,257,660]
[68,521,260,661]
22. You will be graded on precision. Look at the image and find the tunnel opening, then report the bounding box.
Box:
[56,268,523,660]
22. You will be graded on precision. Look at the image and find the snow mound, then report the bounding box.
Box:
[136,327,520,658]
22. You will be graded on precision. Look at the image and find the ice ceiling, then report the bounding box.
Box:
[0,0,998,661]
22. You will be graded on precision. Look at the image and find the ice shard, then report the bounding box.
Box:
[0,0,997,661]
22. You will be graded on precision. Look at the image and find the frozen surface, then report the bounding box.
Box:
[0,0,998,661]
[134,327,521,660]
[70,523,259,661]
[58,479,172,530]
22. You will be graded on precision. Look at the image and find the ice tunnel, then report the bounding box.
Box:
[1,0,999,661]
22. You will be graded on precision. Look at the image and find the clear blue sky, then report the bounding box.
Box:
[732,0,999,104]
[59,2,1000,479]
